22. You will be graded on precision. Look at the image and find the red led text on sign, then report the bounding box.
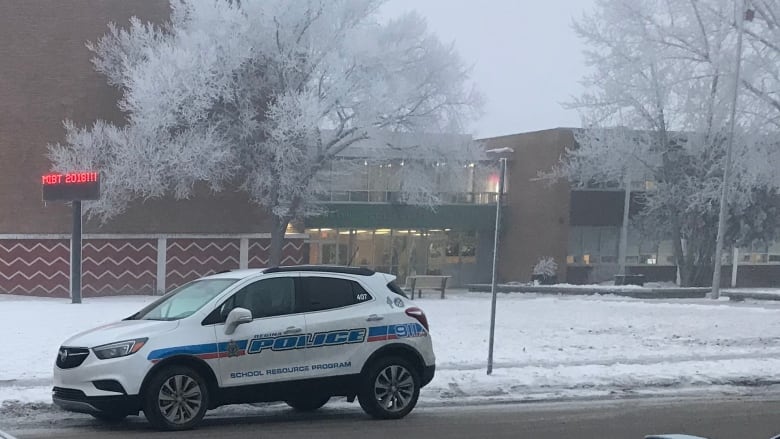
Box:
[42,172,98,185]
[41,171,100,201]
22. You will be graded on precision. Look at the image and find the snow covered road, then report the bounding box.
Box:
[2,292,780,405]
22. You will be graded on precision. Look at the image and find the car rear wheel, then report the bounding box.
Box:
[358,356,420,419]
[285,395,330,412]
[142,365,209,431]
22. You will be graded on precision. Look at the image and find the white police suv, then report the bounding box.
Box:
[53,266,435,430]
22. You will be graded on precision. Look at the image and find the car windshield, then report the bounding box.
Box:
[132,279,239,321]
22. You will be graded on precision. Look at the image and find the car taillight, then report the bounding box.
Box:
[405,307,429,331]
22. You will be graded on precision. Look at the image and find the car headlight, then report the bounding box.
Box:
[92,338,148,360]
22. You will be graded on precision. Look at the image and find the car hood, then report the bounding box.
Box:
[62,319,180,348]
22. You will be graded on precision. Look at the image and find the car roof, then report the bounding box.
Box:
[264,265,375,276]
[201,266,381,281]
[201,269,264,280]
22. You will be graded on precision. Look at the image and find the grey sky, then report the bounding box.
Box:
[380,0,595,138]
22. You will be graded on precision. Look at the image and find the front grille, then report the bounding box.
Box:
[53,387,86,400]
[55,347,90,369]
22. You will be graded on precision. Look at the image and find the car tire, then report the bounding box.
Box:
[358,356,420,420]
[142,365,210,431]
[90,411,128,423]
[285,395,330,412]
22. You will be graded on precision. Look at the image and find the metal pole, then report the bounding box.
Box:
[712,0,746,300]
[487,157,506,375]
[71,200,82,304]
[618,168,632,276]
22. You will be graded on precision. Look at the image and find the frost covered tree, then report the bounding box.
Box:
[740,1,780,126]
[551,0,780,286]
[48,0,482,265]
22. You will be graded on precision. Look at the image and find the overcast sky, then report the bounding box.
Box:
[380,0,595,139]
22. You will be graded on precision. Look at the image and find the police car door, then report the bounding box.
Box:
[300,274,374,379]
[212,275,308,386]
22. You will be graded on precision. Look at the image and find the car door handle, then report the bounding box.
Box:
[366,314,384,322]
[283,326,303,334]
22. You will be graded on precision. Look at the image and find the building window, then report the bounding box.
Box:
[567,227,678,266]
[315,159,500,205]
[305,228,481,284]
[739,241,780,265]
[567,226,619,265]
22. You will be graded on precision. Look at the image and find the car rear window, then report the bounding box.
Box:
[386,280,408,299]
[303,277,373,311]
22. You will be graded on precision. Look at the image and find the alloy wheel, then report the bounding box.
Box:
[373,365,415,412]
[157,374,203,424]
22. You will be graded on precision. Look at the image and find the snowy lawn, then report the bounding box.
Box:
[3,292,780,406]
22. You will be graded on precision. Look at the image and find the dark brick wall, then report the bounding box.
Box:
[0,0,275,235]
[0,0,162,233]
[483,129,572,283]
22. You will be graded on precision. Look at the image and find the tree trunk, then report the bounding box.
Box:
[671,214,692,287]
[269,216,291,267]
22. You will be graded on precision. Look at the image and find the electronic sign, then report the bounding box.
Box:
[42,171,100,201]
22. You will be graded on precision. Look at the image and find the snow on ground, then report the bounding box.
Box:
[3,291,780,408]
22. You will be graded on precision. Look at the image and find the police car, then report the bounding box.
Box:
[52,266,435,430]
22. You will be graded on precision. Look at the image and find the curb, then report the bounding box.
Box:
[466,284,709,299]
[466,285,780,302]
[726,292,780,302]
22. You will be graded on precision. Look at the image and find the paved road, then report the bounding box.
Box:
[6,396,780,438]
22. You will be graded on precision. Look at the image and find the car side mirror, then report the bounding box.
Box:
[225,307,252,335]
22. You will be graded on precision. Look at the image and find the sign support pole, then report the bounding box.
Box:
[487,157,506,375]
[71,200,82,304]
[43,171,99,304]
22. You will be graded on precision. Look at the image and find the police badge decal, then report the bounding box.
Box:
[226,340,240,357]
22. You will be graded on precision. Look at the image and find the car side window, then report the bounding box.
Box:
[218,277,296,321]
[302,276,372,312]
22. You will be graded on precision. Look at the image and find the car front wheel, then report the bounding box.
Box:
[358,356,420,419]
[142,365,209,431]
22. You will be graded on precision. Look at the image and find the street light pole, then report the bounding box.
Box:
[712,0,747,300]
[487,156,507,375]
[618,168,632,276]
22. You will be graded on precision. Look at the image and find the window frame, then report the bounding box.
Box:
[201,276,304,325]
[299,275,375,314]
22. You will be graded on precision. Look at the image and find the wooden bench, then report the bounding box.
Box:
[406,275,451,299]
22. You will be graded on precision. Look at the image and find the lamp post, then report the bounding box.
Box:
[618,168,632,277]
[712,0,749,299]
[486,147,513,375]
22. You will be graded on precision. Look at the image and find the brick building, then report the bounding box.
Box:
[1,1,777,296]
